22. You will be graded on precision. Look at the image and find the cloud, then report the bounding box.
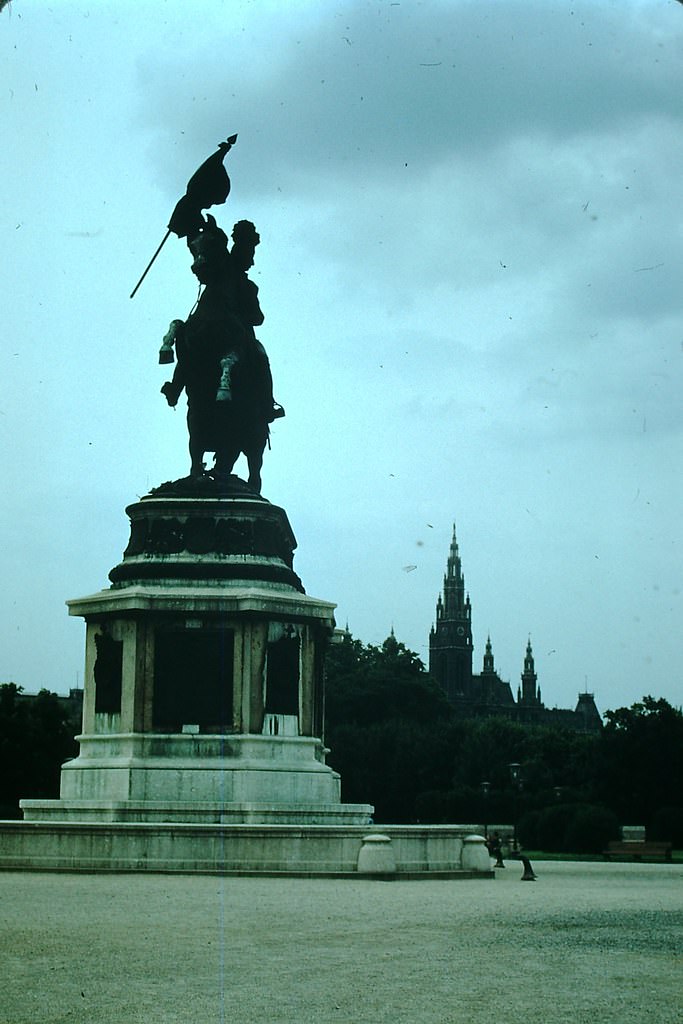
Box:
[133,0,683,198]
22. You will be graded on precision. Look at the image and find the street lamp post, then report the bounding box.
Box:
[480,781,491,838]
[509,762,521,852]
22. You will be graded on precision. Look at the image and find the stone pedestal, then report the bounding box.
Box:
[2,476,493,877]
[22,477,371,828]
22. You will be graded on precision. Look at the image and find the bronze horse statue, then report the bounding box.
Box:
[160,219,282,492]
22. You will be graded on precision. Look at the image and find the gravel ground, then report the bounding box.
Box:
[1,860,681,1024]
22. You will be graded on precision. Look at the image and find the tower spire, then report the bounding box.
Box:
[443,522,468,621]
[482,634,495,674]
[429,522,473,703]
[519,635,540,706]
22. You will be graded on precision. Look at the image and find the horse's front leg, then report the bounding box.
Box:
[214,439,241,478]
[246,444,264,493]
[189,436,206,477]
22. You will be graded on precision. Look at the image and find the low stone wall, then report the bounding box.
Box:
[0,821,493,877]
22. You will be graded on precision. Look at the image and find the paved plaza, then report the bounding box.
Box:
[1,860,681,1024]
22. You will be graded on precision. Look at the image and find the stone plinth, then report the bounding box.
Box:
[21,478,372,830]
[108,477,304,591]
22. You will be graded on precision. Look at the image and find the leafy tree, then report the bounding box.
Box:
[519,802,620,853]
[597,696,683,829]
[0,683,79,818]
[649,806,683,847]
[564,804,620,853]
[440,716,600,825]
[325,631,453,728]
[325,632,456,820]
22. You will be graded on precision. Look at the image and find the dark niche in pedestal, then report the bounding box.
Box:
[153,626,235,733]
[93,632,123,715]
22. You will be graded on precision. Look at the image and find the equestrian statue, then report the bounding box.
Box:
[131,136,284,493]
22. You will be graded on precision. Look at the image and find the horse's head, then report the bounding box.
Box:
[189,218,229,284]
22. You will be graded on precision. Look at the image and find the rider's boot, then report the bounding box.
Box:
[216,353,238,402]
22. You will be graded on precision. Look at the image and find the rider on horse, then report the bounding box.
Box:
[160,218,282,491]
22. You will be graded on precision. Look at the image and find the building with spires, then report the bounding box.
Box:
[429,526,602,732]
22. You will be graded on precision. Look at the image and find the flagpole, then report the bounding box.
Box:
[129,135,237,298]
[129,228,172,299]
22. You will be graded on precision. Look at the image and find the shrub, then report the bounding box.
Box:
[649,806,683,847]
[517,809,541,848]
[563,804,620,853]
[519,804,573,852]
[519,802,619,853]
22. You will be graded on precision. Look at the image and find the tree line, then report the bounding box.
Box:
[2,632,682,852]
[0,683,78,819]
[324,632,683,852]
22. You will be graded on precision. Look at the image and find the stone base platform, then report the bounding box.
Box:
[19,801,371,825]
[21,732,369,825]
[0,822,493,878]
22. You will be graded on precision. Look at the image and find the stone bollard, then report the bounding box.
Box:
[357,834,397,876]
[461,834,491,872]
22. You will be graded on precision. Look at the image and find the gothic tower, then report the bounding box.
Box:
[429,524,473,702]
[479,635,496,704]
[428,527,601,730]
[518,637,541,706]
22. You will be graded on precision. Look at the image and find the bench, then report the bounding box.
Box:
[603,841,672,862]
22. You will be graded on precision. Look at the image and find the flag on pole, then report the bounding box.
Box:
[168,134,238,238]
[130,135,238,298]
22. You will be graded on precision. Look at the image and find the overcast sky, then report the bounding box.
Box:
[1,0,682,715]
